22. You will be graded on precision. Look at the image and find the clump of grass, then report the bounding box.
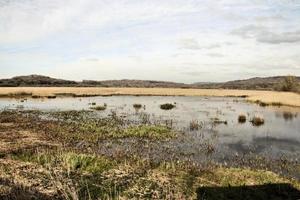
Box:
[47,95,56,99]
[254,100,283,107]
[125,125,175,139]
[90,104,107,111]
[238,114,246,123]
[189,120,202,131]
[250,115,265,126]
[160,103,175,110]
[211,117,227,125]
[133,104,142,110]
[253,100,267,107]
[12,150,114,174]
[62,152,113,174]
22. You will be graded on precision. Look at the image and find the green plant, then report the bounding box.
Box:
[125,125,175,139]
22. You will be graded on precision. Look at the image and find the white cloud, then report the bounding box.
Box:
[0,0,300,82]
[178,38,222,50]
[0,0,203,44]
[232,25,300,44]
[257,31,300,44]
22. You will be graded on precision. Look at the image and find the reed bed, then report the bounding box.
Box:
[0,87,300,107]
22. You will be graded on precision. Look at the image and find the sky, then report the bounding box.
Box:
[0,0,300,83]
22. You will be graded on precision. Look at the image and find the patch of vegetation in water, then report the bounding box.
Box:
[238,114,246,123]
[160,103,175,110]
[250,115,265,126]
[34,111,176,144]
[90,105,107,111]
[133,103,142,109]
[189,120,202,131]
[252,100,283,107]
[125,125,174,139]
[211,117,228,125]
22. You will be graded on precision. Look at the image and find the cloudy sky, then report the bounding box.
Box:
[0,0,300,83]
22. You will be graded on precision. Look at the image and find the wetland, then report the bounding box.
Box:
[0,95,299,199]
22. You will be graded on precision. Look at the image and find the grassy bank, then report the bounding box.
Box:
[3,149,299,200]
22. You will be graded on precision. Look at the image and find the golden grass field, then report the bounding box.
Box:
[1,87,300,107]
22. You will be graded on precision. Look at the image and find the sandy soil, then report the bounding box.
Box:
[0,87,300,107]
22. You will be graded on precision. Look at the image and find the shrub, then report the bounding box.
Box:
[250,115,265,126]
[160,103,175,110]
[238,114,246,123]
[133,104,142,109]
[275,76,299,92]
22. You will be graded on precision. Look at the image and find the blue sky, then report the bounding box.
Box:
[0,0,300,83]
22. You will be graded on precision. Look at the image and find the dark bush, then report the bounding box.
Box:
[160,103,175,110]
[275,76,299,92]
[133,104,142,109]
[238,115,246,123]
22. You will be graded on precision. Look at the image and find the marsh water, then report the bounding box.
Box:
[1,96,300,174]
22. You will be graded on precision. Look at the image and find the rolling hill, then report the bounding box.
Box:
[0,75,299,91]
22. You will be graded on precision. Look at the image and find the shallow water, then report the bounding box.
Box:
[1,96,299,163]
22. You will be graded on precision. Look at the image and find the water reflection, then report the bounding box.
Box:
[283,112,298,121]
[0,96,299,161]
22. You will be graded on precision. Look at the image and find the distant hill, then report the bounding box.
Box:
[0,75,77,87]
[81,79,189,88]
[0,75,189,88]
[0,75,299,90]
[193,76,300,90]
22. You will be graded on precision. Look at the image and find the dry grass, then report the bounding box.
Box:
[1,87,300,107]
